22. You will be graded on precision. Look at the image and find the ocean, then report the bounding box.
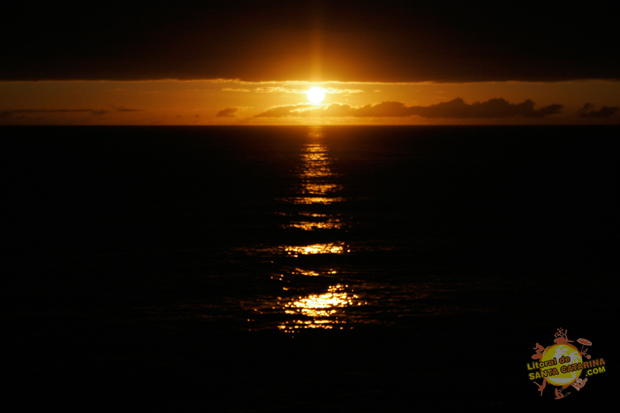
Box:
[3,125,618,411]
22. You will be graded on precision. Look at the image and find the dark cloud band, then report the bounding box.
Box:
[1,1,618,82]
[256,98,563,119]
[578,104,619,118]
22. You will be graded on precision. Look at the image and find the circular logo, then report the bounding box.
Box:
[540,343,582,386]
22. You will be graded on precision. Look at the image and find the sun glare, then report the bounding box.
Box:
[307,87,325,104]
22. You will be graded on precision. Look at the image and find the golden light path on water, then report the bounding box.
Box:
[299,145,342,195]
[287,220,344,230]
[304,183,341,194]
[287,212,345,230]
[285,197,344,205]
[278,284,365,333]
[295,268,320,277]
[274,127,365,332]
[284,242,350,256]
[280,137,344,218]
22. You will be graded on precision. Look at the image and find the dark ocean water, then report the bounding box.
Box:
[2,125,618,411]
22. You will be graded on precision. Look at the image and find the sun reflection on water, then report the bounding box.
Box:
[278,284,365,332]
[281,138,344,206]
[295,268,320,277]
[284,197,344,205]
[286,219,344,230]
[301,212,327,218]
[283,243,348,256]
[268,128,364,332]
[303,183,342,195]
[299,144,333,180]
[306,126,325,139]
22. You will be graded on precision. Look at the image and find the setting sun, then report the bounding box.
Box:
[307,87,326,104]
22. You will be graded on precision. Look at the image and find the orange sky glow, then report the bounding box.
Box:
[1,79,619,125]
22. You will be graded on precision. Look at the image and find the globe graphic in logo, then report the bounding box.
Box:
[540,343,582,386]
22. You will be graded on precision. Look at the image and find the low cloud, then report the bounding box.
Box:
[324,88,364,95]
[216,107,238,117]
[253,86,363,95]
[255,87,303,94]
[114,106,143,112]
[578,103,619,118]
[255,98,563,119]
[222,88,251,92]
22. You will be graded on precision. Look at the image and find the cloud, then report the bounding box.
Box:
[253,86,363,95]
[255,87,304,94]
[255,98,563,119]
[408,98,563,119]
[324,88,364,95]
[578,103,619,118]
[221,88,251,92]
[216,107,238,117]
[255,105,314,117]
[0,109,110,118]
[114,107,143,112]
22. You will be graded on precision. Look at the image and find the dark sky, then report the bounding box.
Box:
[2,1,618,82]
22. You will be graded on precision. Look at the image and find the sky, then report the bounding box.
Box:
[1,1,619,125]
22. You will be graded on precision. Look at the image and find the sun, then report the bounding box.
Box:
[307,87,326,104]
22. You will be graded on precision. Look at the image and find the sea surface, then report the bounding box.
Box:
[3,125,618,411]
